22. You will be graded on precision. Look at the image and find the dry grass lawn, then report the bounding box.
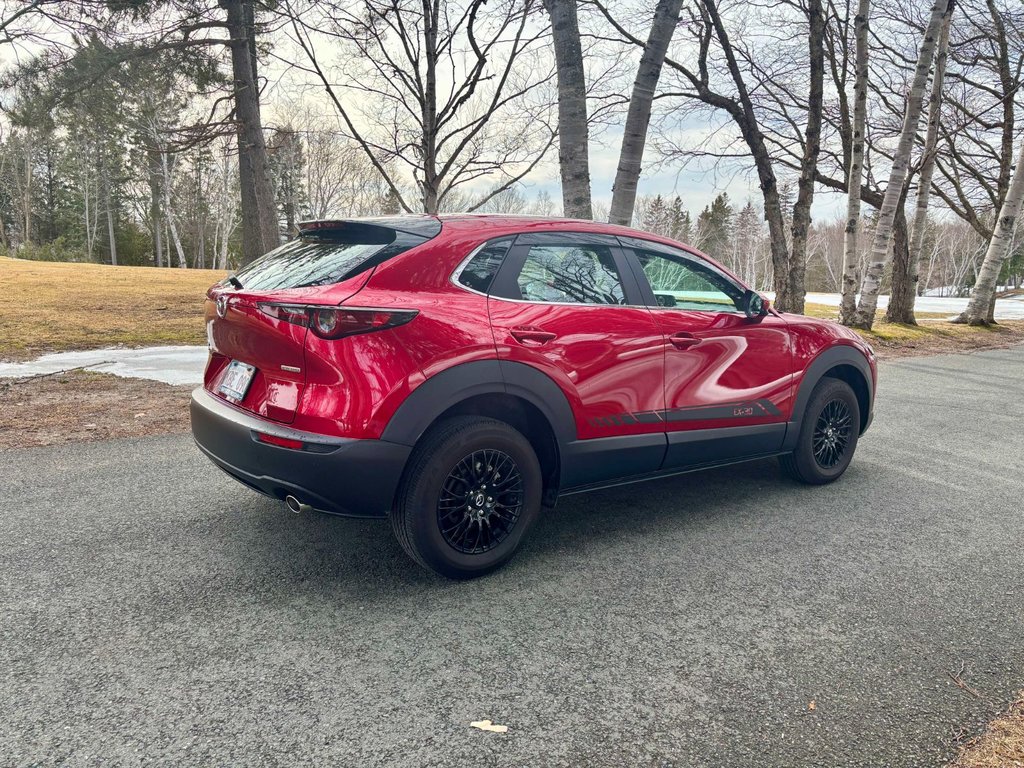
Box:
[0,256,225,361]
[802,302,1024,358]
[950,696,1024,768]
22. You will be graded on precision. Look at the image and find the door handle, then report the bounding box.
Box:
[511,326,557,345]
[669,332,701,350]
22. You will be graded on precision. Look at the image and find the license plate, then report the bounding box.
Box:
[218,360,256,401]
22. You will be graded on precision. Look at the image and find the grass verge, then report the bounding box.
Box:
[0,370,192,449]
[802,302,1024,358]
[950,695,1024,768]
[0,256,225,361]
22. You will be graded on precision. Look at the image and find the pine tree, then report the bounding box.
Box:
[642,194,668,235]
[696,193,733,257]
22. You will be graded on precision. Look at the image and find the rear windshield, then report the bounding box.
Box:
[231,220,438,291]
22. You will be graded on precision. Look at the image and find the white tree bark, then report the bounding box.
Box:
[608,0,684,226]
[158,149,187,268]
[838,0,870,325]
[955,139,1024,325]
[852,0,950,329]
[906,6,953,313]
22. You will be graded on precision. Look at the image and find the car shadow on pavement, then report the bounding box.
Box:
[222,457,794,591]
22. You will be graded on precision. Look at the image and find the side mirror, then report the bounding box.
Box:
[743,290,769,319]
[654,292,677,308]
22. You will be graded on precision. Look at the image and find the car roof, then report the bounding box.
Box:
[295,214,744,286]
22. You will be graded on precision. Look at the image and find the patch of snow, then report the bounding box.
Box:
[768,292,1024,320]
[0,346,208,386]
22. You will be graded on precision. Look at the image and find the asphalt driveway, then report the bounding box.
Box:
[2,347,1023,767]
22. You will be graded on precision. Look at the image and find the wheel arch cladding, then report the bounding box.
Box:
[380,360,576,504]
[790,346,873,440]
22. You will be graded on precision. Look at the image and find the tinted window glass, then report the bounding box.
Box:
[515,244,625,305]
[233,224,429,291]
[636,249,743,311]
[457,238,513,293]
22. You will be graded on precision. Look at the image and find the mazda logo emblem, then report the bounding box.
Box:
[216,295,229,318]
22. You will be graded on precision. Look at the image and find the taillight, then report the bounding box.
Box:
[256,303,418,340]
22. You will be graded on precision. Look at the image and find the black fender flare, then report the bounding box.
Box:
[380,359,577,448]
[784,345,874,451]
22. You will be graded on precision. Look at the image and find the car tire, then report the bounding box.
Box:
[390,416,543,579]
[780,377,861,485]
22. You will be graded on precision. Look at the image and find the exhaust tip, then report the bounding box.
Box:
[285,495,303,514]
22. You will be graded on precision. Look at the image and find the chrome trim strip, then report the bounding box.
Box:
[449,242,651,309]
[191,388,350,446]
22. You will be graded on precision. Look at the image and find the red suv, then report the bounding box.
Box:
[191,216,876,578]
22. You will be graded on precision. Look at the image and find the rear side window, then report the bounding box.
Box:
[457,238,513,293]
[232,221,437,291]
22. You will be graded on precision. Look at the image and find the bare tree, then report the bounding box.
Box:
[852,0,951,329]
[219,0,278,264]
[955,139,1024,324]
[838,0,870,325]
[607,0,684,226]
[545,0,593,218]
[887,1,954,323]
[284,0,555,216]
[924,0,1023,324]
[602,0,826,312]
[902,4,953,320]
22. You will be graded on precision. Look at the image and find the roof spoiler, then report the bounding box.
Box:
[297,216,442,240]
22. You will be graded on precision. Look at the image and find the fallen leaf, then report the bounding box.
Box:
[808,700,816,711]
[470,719,509,734]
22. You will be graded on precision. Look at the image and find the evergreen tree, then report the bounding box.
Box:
[641,194,668,235]
[668,196,690,241]
[695,192,733,258]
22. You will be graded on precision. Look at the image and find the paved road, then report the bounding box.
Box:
[3,348,1023,767]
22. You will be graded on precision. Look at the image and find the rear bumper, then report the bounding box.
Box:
[190,388,410,518]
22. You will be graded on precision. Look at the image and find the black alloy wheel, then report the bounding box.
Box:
[780,377,861,485]
[812,398,853,469]
[438,449,524,554]
[391,416,543,579]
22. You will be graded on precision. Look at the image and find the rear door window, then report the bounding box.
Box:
[498,243,627,305]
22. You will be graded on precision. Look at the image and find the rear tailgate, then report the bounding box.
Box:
[203,218,440,423]
[204,291,308,424]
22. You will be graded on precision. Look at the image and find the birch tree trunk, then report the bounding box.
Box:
[102,154,118,266]
[893,4,953,323]
[544,0,593,219]
[159,150,187,268]
[105,200,117,266]
[148,150,163,267]
[851,0,950,329]
[221,0,279,264]
[608,0,683,226]
[838,0,870,325]
[954,140,1024,325]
